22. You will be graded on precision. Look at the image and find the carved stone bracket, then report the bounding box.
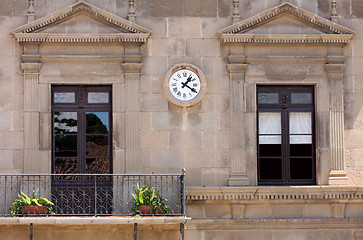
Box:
[326,64,348,185]
[227,63,249,186]
[232,203,246,219]
[331,201,346,218]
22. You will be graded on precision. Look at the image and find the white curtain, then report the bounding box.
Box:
[289,112,312,144]
[259,112,281,144]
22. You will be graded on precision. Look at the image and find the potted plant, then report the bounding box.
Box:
[130,184,171,215]
[10,190,54,216]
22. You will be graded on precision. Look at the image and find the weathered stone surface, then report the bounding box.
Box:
[185,0,217,17]
[150,0,183,17]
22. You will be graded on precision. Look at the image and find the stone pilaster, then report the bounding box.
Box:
[122,50,142,173]
[21,62,41,173]
[326,64,348,185]
[227,62,249,186]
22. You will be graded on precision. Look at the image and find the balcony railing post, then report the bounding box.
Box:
[94,175,97,217]
[181,169,186,215]
[4,175,7,216]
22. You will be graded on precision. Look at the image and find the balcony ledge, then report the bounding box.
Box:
[0,216,190,225]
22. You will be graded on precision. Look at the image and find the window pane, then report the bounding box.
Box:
[54,157,78,175]
[259,112,281,134]
[258,93,279,104]
[54,112,77,134]
[86,158,109,174]
[290,144,312,157]
[88,92,109,103]
[259,135,281,144]
[291,93,312,104]
[86,112,109,134]
[86,136,109,157]
[290,135,312,144]
[259,144,281,157]
[290,158,313,180]
[55,135,77,157]
[259,158,282,180]
[54,92,75,103]
[289,112,311,134]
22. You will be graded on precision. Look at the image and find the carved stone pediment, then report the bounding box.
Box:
[218,3,354,44]
[11,1,151,43]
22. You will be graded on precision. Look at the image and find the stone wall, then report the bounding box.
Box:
[0,0,363,184]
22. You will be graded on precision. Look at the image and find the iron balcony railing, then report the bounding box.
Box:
[0,173,185,217]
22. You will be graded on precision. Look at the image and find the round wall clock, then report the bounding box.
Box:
[163,63,207,107]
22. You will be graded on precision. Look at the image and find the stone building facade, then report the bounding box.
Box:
[1,0,363,239]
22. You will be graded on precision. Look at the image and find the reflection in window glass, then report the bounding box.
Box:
[86,158,109,174]
[86,112,109,133]
[54,112,77,134]
[54,92,75,103]
[258,93,279,104]
[291,93,312,104]
[88,92,109,103]
[86,136,109,157]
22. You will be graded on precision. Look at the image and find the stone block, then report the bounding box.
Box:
[150,38,185,57]
[39,113,51,150]
[142,56,167,75]
[0,150,13,169]
[150,149,184,168]
[140,112,151,130]
[113,149,126,174]
[140,130,169,149]
[302,203,330,218]
[317,0,330,19]
[168,18,202,38]
[186,204,205,218]
[201,94,230,113]
[185,0,217,17]
[345,203,363,218]
[218,0,233,18]
[202,167,229,186]
[0,130,23,149]
[187,39,219,57]
[352,0,363,18]
[185,150,219,168]
[0,112,12,130]
[141,95,168,112]
[185,167,203,186]
[151,112,182,130]
[245,204,272,218]
[38,150,51,173]
[187,113,216,131]
[170,130,203,149]
[115,0,129,19]
[112,112,125,149]
[150,0,183,17]
[204,203,231,218]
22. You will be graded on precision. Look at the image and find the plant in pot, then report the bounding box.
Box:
[130,184,171,215]
[10,190,54,216]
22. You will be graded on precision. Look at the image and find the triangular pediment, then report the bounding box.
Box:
[12,1,151,43]
[218,3,354,43]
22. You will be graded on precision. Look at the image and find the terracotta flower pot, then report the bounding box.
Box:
[138,205,162,215]
[21,205,47,215]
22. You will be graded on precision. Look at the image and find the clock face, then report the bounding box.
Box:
[169,69,201,101]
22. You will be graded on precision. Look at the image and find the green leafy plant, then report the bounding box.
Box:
[130,184,171,215]
[10,190,54,216]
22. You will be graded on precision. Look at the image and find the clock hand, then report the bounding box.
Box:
[183,84,198,93]
[181,76,192,88]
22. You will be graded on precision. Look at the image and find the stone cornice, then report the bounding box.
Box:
[219,34,353,44]
[11,1,151,44]
[186,186,363,202]
[218,3,354,44]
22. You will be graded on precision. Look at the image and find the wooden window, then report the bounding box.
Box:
[257,86,316,185]
[52,85,112,177]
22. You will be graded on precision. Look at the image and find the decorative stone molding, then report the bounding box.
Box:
[186,186,363,202]
[27,0,35,23]
[326,64,348,185]
[232,0,240,23]
[232,203,246,219]
[331,0,338,23]
[21,63,42,173]
[331,202,346,218]
[128,0,136,23]
[12,1,151,44]
[218,3,354,44]
[227,63,249,186]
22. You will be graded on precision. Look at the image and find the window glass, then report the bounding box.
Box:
[54,112,77,134]
[86,112,109,134]
[88,92,109,103]
[259,112,281,144]
[291,93,312,104]
[54,92,75,103]
[258,93,279,104]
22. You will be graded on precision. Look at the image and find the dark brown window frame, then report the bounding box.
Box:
[257,85,316,185]
[51,85,113,176]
